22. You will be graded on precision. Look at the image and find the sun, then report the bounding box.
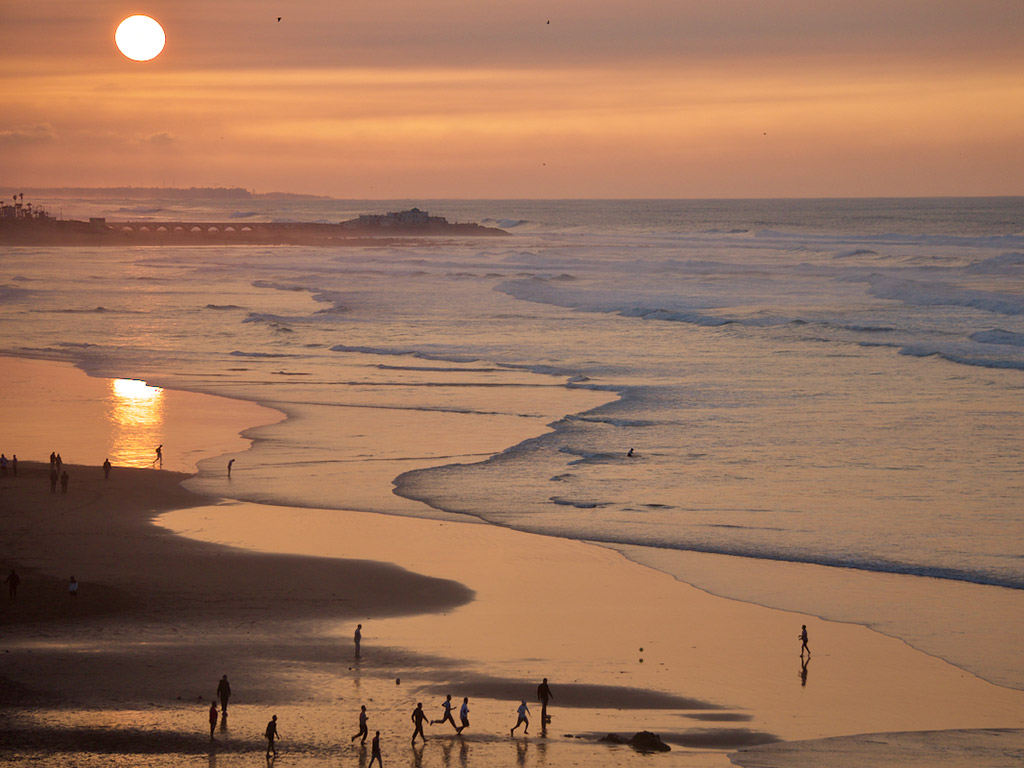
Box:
[115,15,166,62]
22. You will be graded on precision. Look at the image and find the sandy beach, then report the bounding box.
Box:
[2,358,1024,768]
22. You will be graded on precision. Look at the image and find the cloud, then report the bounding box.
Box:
[0,123,58,145]
[143,132,175,146]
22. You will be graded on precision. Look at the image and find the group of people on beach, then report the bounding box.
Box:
[209,662,555,761]
[0,453,16,476]
[47,452,69,493]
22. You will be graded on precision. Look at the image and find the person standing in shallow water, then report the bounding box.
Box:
[217,674,231,714]
[5,569,20,599]
[537,678,553,725]
[354,623,362,658]
[799,624,811,658]
[208,701,218,739]
[410,702,428,744]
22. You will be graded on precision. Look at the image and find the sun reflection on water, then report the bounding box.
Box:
[107,378,164,467]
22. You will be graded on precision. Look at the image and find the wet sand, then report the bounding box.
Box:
[2,357,1024,768]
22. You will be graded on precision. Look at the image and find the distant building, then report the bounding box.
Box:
[343,208,448,229]
[1,194,54,222]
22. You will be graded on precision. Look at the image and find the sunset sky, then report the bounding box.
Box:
[3,1,1023,198]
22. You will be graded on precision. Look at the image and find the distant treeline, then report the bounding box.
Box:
[16,187,329,200]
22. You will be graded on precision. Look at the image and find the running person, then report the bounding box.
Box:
[511,700,530,736]
[431,694,459,731]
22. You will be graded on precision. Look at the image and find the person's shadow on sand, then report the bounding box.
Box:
[799,655,811,687]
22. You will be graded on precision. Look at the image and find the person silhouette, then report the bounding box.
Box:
[11,454,16,475]
[351,704,369,744]
[627,448,634,457]
[369,730,383,768]
[5,569,20,599]
[1,454,8,476]
[411,702,428,744]
[209,701,219,739]
[799,624,810,658]
[457,697,470,734]
[217,675,231,714]
[265,714,279,756]
[103,458,111,479]
[60,470,69,494]
[799,655,810,687]
[154,444,163,467]
[227,458,235,477]
[431,694,459,731]
[50,467,58,493]
[354,623,362,658]
[537,678,553,725]
[510,700,530,736]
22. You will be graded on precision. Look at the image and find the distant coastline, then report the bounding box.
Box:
[0,197,507,245]
[13,186,327,201]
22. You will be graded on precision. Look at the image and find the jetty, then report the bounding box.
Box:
[0,200,507,246]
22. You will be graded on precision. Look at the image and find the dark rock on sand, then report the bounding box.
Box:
[599,731,671,752]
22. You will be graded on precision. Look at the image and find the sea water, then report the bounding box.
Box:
[2,195,1022,686]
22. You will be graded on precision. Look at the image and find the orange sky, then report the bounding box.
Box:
[2,1,1023,198]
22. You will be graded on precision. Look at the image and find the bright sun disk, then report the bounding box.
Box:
[115,15,165,62]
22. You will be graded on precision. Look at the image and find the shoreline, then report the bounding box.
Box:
[3,353,1023,692]
[2,356,1024,767]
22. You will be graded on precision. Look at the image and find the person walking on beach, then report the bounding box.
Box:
[799,624,811,658]
[510,700,530,736]
[56,453,62,473]
[103,458,111,479]
[11,454,16,475]
[50,451,56,469]
[265,714,280,757]
[411,702,428,744]
[537,678,553,725]
[354,623,362,658]
[369,730,383,768]
[457,697,470,734]
[351,704,369,744]
[5,569,20,599]
[227,458,235,477]
[68,576,78,598]
[209,701,219,739]
[217,674,231,714]
[154,444,163,467]
[431,694,459,731]
[60,470,69,494]
[1,454,8,476]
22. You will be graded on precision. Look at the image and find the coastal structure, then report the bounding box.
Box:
[0,198,506,245]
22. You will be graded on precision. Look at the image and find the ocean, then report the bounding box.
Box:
[3,194,1022,688]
